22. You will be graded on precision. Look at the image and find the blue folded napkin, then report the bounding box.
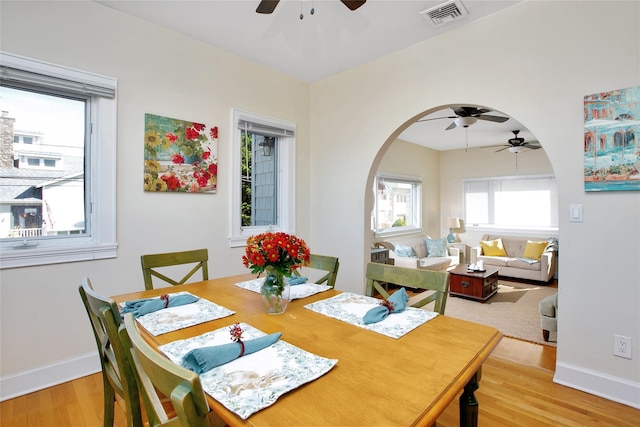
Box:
[181,332,282,374]
[286,275,308,285]
[363,288,409,324]
[120,294,199,318]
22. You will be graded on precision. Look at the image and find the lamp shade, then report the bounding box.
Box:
[444,217,461,230]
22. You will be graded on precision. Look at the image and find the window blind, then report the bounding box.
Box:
[238,120,295,138]
[1,66,115,98]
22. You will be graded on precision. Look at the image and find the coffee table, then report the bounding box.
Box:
[449,265,500,302]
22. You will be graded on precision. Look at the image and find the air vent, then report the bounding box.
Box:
[420,0,468,27]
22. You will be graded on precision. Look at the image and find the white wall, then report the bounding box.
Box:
[0,1,311,399]
[1,0,638,410]
[310,0,640,409]
[377,139,441,238]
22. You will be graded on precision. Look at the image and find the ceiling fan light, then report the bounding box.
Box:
[508,146,524,154]
[454,116,478,128]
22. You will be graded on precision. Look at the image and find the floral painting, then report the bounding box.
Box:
[144,113,218,193]
[584,85,640,192]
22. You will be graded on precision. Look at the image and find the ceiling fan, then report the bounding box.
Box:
[495,130,541,153]
[417,106,510,131]
[256,0,366,14]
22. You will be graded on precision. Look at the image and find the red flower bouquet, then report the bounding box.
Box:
[242,232,310,277]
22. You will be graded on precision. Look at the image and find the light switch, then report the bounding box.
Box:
[569,204,583,222]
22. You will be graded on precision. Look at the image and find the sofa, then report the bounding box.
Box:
[539,292,558,342]
[470,234,558,283]
[374,234,460,272]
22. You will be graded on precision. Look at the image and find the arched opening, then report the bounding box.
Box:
[365,103,559,342]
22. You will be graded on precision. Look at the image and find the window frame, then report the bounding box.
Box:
[373,173,422,238]
[229,109,296,248]
[0,52,117,269]
[462,174,559,235]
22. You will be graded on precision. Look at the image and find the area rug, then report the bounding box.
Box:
[423,281,557,346]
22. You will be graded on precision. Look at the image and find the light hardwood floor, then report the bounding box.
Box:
[1,337,638,426]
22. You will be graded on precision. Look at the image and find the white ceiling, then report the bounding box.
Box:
[95,0,535,151]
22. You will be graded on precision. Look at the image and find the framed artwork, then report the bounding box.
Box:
[584,85,640,192]
[144,113,218,193]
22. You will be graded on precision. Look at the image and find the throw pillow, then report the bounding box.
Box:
[425,238,447,257]
[523,240,547,260]
[394,244,417,258]
[479,238,508,257]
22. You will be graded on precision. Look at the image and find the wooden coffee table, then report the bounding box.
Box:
[449,265,500,302]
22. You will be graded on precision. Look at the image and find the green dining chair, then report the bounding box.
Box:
[293,254,340,288]
[364,262,449,315]
[141,248,209,290]
[78,278,143,427]
[119,313,225,427]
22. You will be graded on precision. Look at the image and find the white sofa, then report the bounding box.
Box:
[375,234,460,272]
[470,234,558,283]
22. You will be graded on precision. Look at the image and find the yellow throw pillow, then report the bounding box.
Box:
[479,238,507,256]
[523,240,547,260]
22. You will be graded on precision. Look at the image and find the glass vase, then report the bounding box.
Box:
[260,267,291,315]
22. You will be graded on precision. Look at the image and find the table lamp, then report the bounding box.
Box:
[444,217,461,243]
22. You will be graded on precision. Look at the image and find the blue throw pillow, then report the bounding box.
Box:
[426,238,447,257]
[394,244,417,258]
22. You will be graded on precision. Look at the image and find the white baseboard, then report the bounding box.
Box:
[554,361,640,409]
[0,352,101,402]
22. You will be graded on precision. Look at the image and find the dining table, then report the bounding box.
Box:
[112,273,502,427]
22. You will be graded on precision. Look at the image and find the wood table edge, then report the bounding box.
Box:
[413,328,504,427]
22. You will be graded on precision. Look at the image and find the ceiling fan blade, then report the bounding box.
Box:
[416,116,456,123]
[523,142,542,149]
[445,121,457,131]
[495,146,509,152]
[477,114,509,123]
[256,0,279,14]
[341,0,366,11]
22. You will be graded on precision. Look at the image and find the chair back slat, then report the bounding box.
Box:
[79,278,142,427]
[364,263,449,314]
[293,254,340,288]
[120,313,223,427]
[141,248,209,290]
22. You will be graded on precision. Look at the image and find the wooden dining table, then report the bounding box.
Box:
[112,273,502,427]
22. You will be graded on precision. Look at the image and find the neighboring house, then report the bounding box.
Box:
[0,116,84,238]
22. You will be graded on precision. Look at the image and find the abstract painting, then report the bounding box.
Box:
[143,113,218,193]
[584,85,640,191]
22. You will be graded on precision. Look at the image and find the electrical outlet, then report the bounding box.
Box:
[614,335,632,359]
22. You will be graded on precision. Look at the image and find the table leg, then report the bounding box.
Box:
[459,367,481,427]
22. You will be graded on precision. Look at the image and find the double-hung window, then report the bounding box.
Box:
[373,174,422,237]
[229,109,295,247]
[463,175,558,232]
[0,52,117,268]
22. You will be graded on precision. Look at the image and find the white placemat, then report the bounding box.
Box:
[234,277,332,300]
[304,292,438,339]
[122,292,235,336]
[159,323,338,420]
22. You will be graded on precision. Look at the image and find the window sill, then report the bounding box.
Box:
[0,243,117,269]
[465,225,558,237]
[374,227,423,240]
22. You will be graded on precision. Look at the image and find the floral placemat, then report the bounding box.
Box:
[159,323,338,420]
[234,277,332,300]
[304,292,438,339]
[125,292,235,336]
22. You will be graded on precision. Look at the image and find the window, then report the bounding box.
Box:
[463,175,558,232]
[0,52,117,268]
[229,109,295,247]
[374,174,422,237]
